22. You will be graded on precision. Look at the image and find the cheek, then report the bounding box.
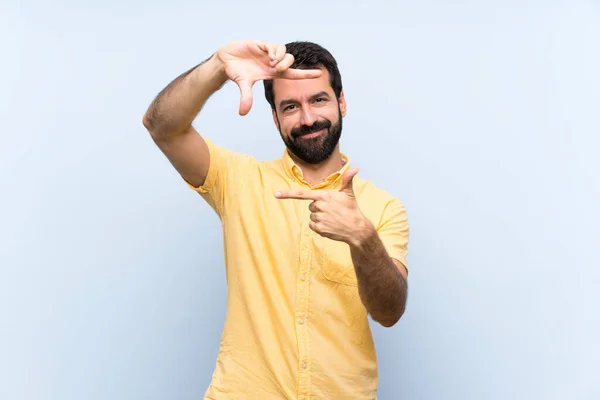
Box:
[325,108,340,123]
[280,117,298,135]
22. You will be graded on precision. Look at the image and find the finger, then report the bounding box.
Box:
[280,67,323,80]
[257,41,278,60]
[275,53,295,73]
[253,40,278,62]
[265,44,277,62]
[309,220,320,234]
[308,200,325,212]
[272,44,286,66]
[274,189,323,200]
[254,40,270,54]
[309,212,322,222]
[340,167,359,194]
[237,79,254,116]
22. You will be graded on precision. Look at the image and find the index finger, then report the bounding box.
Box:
[279,67,322,80]
[274,189,324,200]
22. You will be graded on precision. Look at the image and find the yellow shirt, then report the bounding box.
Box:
[188,138,410,400]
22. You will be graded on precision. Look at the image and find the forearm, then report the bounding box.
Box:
[348,220,408,327]
[142,54,228,139]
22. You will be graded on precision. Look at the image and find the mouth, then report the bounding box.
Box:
[298,128,326,139]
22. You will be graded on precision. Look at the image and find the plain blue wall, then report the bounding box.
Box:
[1,1,599,399]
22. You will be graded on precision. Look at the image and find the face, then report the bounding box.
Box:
[271,68,346,164]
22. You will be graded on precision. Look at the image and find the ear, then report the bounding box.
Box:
[338,90,347,117]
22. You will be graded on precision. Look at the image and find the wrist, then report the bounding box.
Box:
[347,215,377,249]
[197,53,228,87]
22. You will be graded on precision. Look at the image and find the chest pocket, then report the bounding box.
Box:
[322,239,359,287]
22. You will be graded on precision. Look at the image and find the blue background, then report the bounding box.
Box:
[1,1,599,399]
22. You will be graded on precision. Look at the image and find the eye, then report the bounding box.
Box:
[315,97,325,103]
[284,105,296,111]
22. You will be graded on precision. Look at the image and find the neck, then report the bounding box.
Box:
[288,145,344,186]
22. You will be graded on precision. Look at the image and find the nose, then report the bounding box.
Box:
[299,107,317,127]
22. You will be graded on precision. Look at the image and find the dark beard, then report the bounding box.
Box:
[279,108,343,164]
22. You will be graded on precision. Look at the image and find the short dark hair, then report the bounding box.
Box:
[263,41,343,111]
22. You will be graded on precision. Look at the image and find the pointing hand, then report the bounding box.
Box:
[274,168,370,244]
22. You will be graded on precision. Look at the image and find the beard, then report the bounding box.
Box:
[279,108,343,164]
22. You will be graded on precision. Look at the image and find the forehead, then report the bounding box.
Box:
[272,68,333,103]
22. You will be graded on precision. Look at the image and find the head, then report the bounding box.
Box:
[263,41,346,164]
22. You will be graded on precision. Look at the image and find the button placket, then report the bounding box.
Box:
[296,207,312,399]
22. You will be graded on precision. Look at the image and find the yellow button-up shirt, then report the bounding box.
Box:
[188,138,410,400]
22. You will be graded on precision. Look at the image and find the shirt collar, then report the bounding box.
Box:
[281,149,351,189]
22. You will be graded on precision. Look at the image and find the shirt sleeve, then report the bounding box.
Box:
[376,198,410,272]
[184,137,256,218]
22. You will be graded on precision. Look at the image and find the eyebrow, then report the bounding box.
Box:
[278,91,331,110]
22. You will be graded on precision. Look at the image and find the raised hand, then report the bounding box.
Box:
[274,168,371,244]
[215,40,323,116]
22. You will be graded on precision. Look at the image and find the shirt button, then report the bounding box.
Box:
[304,230,309,236]
[302,362,308,369]
[300,274,306,281]
[298,317,304,324]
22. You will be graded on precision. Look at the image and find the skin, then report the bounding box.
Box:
[142,40,322,189]
[271,70,346,185]
[142,39,407,327]
[271,62,408,326]
[275,171,408,327]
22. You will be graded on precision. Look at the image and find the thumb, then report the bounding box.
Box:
[237,79,254,116]
[340,167,359,195]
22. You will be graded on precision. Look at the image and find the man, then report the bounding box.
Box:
[142,39,410,400]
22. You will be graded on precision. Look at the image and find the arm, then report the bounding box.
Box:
[348,220,408,327]
[274,168,409,327]
[142,40,322,189]
[142,54,227,188]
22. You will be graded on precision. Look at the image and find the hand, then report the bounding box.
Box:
[274,168,372,244]
[215,40,323,116]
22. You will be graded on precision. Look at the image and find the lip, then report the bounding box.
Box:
[299,128,326,139]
